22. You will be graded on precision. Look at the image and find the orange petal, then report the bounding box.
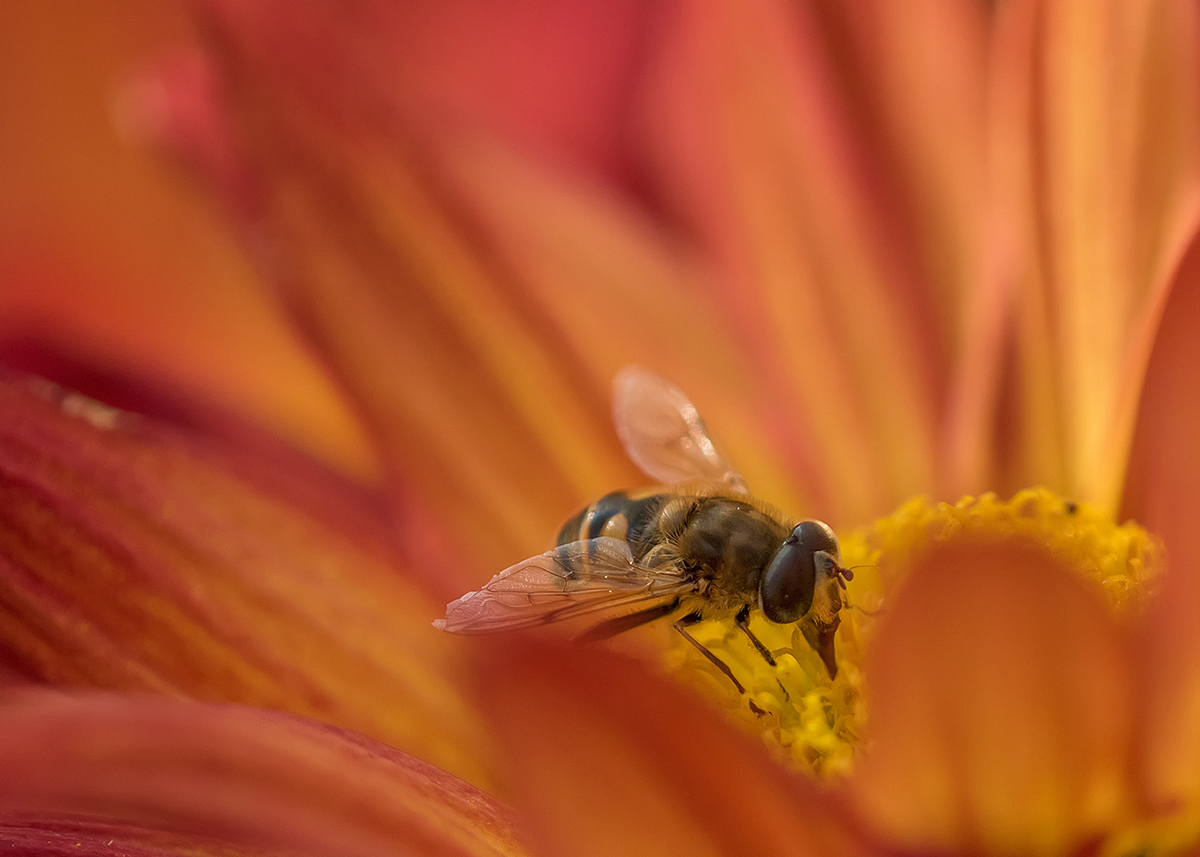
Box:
[171,7,656,577]
[810,0,995,504]
[992,0,1200,508]
[848,538,1136,855]
[804,0,989,347]
[636,0,943,525]
[0,691,522,857]
[0,374,488,787]
[0,3,374,482]
[1123,230,1200,812]
[469,637,876,857]
[435,136,816,510]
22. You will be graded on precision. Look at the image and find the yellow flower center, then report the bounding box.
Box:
[662,487,1161,778]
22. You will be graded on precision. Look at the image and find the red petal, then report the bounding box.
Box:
[848,538,1135,855]
[470,637,876,857]
[0,691,521,857]
[0,816,263,857]
[0,375,488,786]
[1123,229,1200,811]
[193,0,656,187]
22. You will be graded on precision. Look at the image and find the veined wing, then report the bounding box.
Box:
[612,365,748,493]
[434,537,691,633]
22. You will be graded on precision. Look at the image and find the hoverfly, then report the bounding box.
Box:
[434,366,852,690]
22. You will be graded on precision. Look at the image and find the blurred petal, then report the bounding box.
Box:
[1124,230,1200,811]
[636,0,944,526]
[470,638,875,857]
[190,0,657,186]
[994,0,1200,508]
[0,374,488,786]
[437,137,814,510]
[150,5,663,579]
[849,538,1135,855]
[807,0,994,501]
[805,0,988,346]
[0,2,375,482]
[0,691,523,857]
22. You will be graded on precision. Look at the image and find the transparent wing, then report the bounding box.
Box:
[434,537,691,633]
[612,365,748,493]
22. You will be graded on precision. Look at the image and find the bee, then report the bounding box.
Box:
[434,366,852,690]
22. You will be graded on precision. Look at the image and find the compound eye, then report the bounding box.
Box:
[759,534,816,624]
[794,519,840,559]
[759,520,840,624]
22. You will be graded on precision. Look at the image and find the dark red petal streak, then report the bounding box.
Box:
[0,376,487,786]
[0,691,523,857]
[1123,229,1200,811]
[471,638,875,857]
[849,539,1135,855]
[0,815,270,856]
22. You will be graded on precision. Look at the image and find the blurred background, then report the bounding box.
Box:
[0,1,379,480]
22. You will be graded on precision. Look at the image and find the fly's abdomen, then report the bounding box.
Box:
[556,490,665,562]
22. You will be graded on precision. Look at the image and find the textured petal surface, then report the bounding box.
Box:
[0,816,273,857]
[0,691,523,857]
[1124,231,1200,811]
[470,637,875,857]
[0,375,488,786]
[849,538,1135,855]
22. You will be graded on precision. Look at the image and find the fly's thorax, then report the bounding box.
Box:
[671,497,793,613]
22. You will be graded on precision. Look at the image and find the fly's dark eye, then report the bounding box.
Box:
[758,521,840,624]
[794,520,839,557]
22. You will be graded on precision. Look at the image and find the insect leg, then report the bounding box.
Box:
[673,612,746,695]
[734,604,776,666]
[575,598,681,643]
[734,605,790,702]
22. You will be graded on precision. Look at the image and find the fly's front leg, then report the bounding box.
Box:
[734,604,775,666]
[735,604,789,702]
[673,612,745,695]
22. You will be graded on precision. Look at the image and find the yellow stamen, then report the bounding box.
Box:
[663,487,1161,778]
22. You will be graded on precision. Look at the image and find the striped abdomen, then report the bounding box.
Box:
[555,490,667,563]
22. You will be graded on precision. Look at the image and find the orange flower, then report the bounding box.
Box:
[3,1,1200,856]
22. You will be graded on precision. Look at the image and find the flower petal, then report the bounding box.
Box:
[469,637,875,857]
[635,0,944,525]
[191,0,656,186]
[0,374,488,786]
[0,691,522,857]
[992,0,1200,508]
[1123,230,1200,812]
[0,3,374,482]
[163,7,656,577]
[0,816,265,857]
[848,538,1135,855]
[436,136,813,510]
